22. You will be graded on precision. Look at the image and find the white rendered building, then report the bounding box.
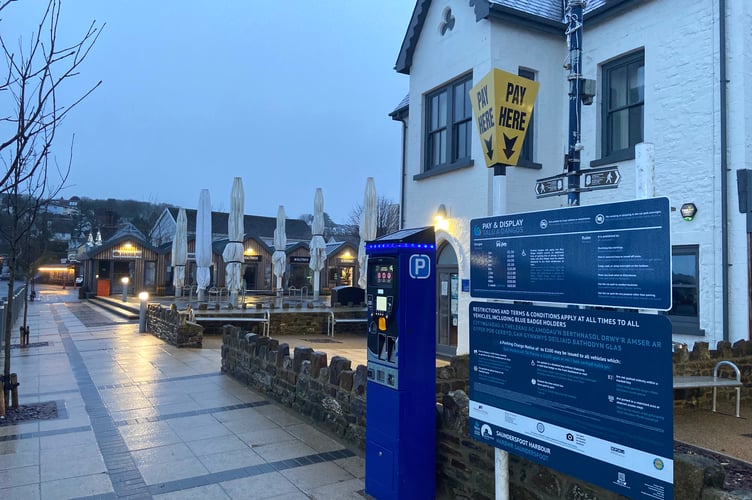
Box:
[392,0,752,354]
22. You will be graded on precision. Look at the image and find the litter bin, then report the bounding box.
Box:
[330,286,365,306]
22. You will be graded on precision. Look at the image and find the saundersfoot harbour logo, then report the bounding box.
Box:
[653,458,664,470]
[481,424,493,439]
[473,225,482,236]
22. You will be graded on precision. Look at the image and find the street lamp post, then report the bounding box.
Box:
[121,276,129,303]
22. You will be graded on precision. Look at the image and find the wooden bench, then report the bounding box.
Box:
[327,311,368,337]
[193,310,270,336]
[673,360,743,417]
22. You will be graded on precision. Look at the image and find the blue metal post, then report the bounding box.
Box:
[566,0,585,206]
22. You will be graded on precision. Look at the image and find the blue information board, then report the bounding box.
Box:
[470,198,671,310]
[469,302,674,499]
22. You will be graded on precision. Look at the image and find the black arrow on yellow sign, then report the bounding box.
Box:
[484,136,494,160]
[503,133,518,160]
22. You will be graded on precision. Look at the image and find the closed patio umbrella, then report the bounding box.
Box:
[309,188,327,301]
[172,208,188,297]
[223,177,245,304]
[357,177,377,289]
[272,205,287,299]
[195,189,212,302]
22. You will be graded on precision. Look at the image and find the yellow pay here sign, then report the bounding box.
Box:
[470,68,539,167]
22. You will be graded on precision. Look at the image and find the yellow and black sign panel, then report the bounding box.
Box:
[469,68,540,167]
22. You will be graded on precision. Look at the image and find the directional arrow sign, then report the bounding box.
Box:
[582,166,620,191]
[469,68,539,168]
[535,173,567,198]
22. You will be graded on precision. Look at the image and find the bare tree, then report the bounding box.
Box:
[345,196,400,239]
[0,0,102,406]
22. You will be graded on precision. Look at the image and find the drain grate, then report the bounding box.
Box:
[305,338,343,344]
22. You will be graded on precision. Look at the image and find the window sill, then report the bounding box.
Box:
[590,146,635,167]
[414,159,474,180]
[667,317,705,337]
[515,159,542,170]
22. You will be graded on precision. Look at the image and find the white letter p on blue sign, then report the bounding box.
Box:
[409,254,431,279]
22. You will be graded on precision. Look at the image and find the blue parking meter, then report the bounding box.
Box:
[364,226,436,499]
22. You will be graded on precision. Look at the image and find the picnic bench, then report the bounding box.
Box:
[673,360,743,417]
[193,310,270,336]
[327,310,368,337]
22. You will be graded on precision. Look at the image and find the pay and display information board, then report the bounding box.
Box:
[469,302,674,499]
[470,198,671,310]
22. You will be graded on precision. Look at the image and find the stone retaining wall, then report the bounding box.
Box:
[146,303,203,347]
[673,340,752,410]
[220,327,751,499]
[221,326,368,447]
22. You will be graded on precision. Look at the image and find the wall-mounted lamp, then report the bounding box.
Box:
[434,204,449,230]
[680,203,697,221]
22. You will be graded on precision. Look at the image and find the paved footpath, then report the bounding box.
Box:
[0,288,366,499]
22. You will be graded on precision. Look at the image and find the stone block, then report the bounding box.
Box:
[353,365,367,396]
[293,347,314,373]
[277,343,290,366]
[339,370,355,391]
[329,356,352,385]
[310,351,328,378]
[674,453,724,500]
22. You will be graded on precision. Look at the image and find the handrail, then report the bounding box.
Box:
[713,360,741,382]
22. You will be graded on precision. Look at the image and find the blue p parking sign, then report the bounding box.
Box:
[409,254,431,279]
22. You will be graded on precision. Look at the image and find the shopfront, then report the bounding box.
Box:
[289,255,311,290]
[82,236,159,297]
[325,242,358,291]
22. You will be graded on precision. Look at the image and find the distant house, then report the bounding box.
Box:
[45,196,80,217]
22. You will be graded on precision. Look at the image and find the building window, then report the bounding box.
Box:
[518,68,537,166]
[601,51,644,160]
[425,75,472,172]
[667,245,702,335]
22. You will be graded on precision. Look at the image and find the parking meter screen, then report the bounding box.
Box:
[371,263,394,287]
[376,296,388,312]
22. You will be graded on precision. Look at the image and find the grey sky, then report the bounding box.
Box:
[6,1,414,223]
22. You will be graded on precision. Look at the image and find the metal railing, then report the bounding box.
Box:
[287,286,309,302]
[0,285,28,352]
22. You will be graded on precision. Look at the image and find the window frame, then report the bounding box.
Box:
[665,245,704,336]
[516,67,541,169]
[597,50,644,164]
[421,74,473,176]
